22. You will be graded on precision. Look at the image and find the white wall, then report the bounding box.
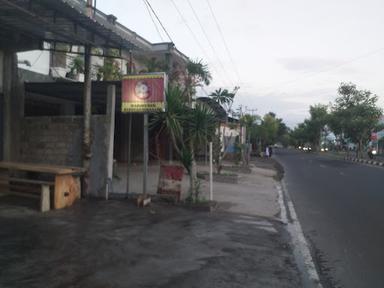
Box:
[17,50,50,75]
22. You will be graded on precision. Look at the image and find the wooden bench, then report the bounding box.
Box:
[0,177,55,212]
[0,162,85,212]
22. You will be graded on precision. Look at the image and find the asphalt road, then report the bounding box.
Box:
[275,149,384,288]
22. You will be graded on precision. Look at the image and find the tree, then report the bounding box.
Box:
[96,49,122,81]
[67,56,84,79]
[240,114,259,165]
[183,59,212,104]
[152,59,213,200]
[210,88,235,111]
[276,118,290,147]
[151,85,216,201]
[258,113,279,147]
[210,87,239,173]
[182,60,212,196]
[307,104,329,151]
[329,82,382,157]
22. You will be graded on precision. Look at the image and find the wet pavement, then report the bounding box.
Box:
[0,197,301,288]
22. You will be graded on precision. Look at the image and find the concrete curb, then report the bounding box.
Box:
[344,156,384,167]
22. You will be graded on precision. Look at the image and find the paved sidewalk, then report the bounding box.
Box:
[0,159,303,288]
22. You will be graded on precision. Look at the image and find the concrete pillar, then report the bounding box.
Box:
[2,51,20,161]
[105,84,116,199]
[83,46,92,197]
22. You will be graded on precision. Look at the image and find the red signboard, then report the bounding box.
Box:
[121,72,166,113]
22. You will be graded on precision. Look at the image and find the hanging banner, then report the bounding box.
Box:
[121,72,167,113]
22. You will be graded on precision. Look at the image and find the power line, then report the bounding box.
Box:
[205,0,241,83]
[169,0,232,88]
[186,0,235,88]
[31,51,44,67]
[144,0,174,43]
[142,0,164,42]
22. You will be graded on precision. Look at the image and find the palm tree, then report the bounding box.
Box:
[150,85,186,159]
[183,59,212,105]
[209,87,240,173]
[151,85,217,201]
[210,88,234,111]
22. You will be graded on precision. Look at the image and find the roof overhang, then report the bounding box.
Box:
[0,0,152,52]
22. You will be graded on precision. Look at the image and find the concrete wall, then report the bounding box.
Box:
[19,115,110,198]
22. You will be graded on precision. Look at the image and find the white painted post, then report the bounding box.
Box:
[40,185,50,212]
[143,113,149,196]
[209,142,213,201]
[106,85,116,200]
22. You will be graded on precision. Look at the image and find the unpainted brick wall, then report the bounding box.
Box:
[20,116,110,198]
[20,116,83,166]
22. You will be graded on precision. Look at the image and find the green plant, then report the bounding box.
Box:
[68,56,84,78]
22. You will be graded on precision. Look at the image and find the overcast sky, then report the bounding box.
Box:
[58,1,383,126]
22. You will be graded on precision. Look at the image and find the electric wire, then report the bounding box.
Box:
[144,0,174,43]
[205,0,241,83]
[31,51,44,67]
[170,0,232,88]
[142,0,164,42]
[186,0,235,89]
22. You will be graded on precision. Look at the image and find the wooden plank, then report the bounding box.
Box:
[9,177,54,186]
[7,191,40,199]
[0,183,41,194]
[0,161,85,175]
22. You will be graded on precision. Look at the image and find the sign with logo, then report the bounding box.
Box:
[121,72,167,113]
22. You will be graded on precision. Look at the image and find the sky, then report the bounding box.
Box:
[21,0,384,127]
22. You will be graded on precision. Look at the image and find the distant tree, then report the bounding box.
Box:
[276,118,290,147]
[210,88,236,111]
[329,82,382,157]
[290,121,311,147]
[307,104,329,151]
[210,87,239,173]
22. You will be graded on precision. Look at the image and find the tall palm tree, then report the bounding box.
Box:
[183,59,212,105]
[210,88,234,111]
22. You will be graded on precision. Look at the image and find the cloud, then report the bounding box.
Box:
[277,57,352,73]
